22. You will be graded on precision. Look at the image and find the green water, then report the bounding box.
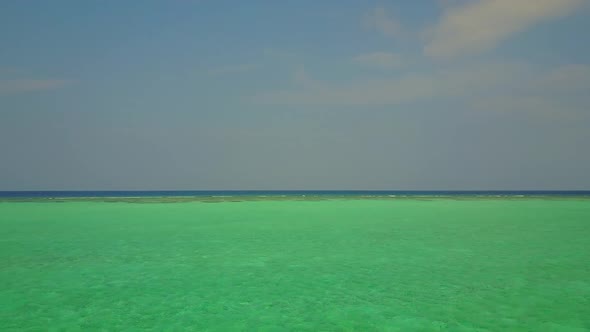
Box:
[1,199,589,331]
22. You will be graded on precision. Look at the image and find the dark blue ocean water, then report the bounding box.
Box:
[1,190,589,198]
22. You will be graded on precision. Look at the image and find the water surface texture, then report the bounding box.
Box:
[1,197,589,331]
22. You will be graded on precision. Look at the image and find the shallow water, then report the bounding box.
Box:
[1,199,589,331]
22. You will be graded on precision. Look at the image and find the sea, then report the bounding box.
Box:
[1,191,589,330]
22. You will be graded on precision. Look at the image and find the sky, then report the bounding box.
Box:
[1,0,589,190]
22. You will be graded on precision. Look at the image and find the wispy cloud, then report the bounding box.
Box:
[262,48,299,61]
[293,64,313,86]
[535,64,590,93]
[252,2,589,110]
[251,62,528,106]
[362,6,403,38]
[353,52,402,69]
[425,0,586,58]
[209,63,259,75]
[473,96,586,116]
[251,60,590,120]
[0,79,70,94]
[473,63,590,116]
[0,67,23,75]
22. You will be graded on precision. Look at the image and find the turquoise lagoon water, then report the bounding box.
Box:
[1,195,589,331]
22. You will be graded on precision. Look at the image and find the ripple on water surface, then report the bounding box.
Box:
[0,198,589,330]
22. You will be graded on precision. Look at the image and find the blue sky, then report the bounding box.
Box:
[1,0,589,190]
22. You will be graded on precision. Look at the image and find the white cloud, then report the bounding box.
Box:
[251,62,529,106]
[362,6,402,37]
[209,63,259,75]
[425,0,586,58]
[0,79,70,94]
[252,3,589,109]
[353,52,402,69]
